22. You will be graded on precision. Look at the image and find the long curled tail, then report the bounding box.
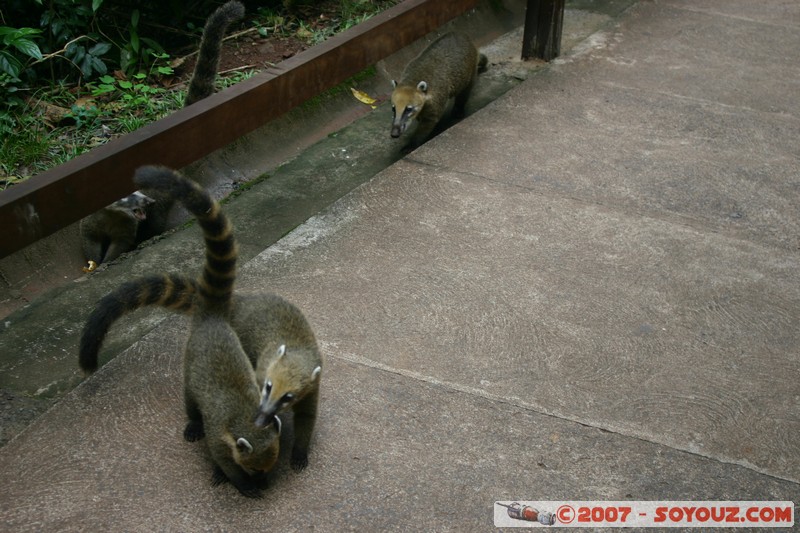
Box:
[185,0,245,106]
[79,274,198,373]
[133,166,238,312]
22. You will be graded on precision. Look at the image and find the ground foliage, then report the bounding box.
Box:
[0,0,396,186]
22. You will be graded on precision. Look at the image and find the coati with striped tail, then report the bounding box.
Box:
[79,166,322,473]
[390,31,488,151]
[78,1,245,266]
[80,166,281,498]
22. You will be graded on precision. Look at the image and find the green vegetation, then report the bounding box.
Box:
[1,0,396,188]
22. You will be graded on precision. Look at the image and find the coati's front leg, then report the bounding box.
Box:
[102,236,136,264]
[183,392,205,442]
[82,238,105,266]
[405,113,438,153]
[452,76,476,119]
[290,390,319,470]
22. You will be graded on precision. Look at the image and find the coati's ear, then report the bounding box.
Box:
[417,80,428,93]
[133,190,155,205]
[236,437,254,454]
[391,79,397,88]
[311,366,321,382]
[277,344,286,358]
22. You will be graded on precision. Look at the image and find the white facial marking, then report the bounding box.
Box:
[237,437,253,453]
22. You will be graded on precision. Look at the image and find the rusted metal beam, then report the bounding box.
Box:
[0,0,479,259]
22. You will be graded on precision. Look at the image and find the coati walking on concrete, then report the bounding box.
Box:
[78,1,245,266]
[80,166,323,473]
[80,166,281,497]
[390,32,488,151]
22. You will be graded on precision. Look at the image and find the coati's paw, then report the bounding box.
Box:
[251,471,270,489]
[291,448,309,471]
[213,467,264,498]
[183,421,205,442]
[237,486,264,499]
[211,467,228,486]
[233,478,263,499]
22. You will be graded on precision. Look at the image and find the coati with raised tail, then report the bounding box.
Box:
[390,31,488,151]
[81,166,281,498]
[80,165,322,473]
[185,0,245,106]
[78,1,245,266]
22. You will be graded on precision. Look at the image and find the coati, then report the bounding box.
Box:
[78,1,245,265]
[79,191,156,265]
[80,166,281,498]
[79,166,323,473]
[185,0,246,106]
[390,31,488,151]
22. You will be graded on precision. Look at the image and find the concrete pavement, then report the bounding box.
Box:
[1,0,798,530]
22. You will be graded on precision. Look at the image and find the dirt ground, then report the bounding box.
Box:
[177,31,308,83]
[175,1,376,86]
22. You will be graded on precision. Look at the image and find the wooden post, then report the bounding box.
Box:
[521,0,565,61]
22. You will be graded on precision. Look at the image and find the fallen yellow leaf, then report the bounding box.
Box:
[350,87,377,106]
[82,260,98,273]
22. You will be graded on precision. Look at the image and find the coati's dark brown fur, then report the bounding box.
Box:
[80,167,322,473]
[185,0,245,106]
[79,191,156,265]
[390,32,488,151]
[78,2,244,266]
[80,166,281,498]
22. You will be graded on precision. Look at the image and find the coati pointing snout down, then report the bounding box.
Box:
[79,166,323,477]
[390,31,488,151]
[81,166,281,498]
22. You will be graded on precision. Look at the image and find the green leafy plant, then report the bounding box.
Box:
[65,40,111,78]
[1,0,401,185]
[117,10,173,78]
[66,102,102,130]
[39,0,111,82]
[0,26,44,82]
[87,72,177,125]
[91,74,157,107]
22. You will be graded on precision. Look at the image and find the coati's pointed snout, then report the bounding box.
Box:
[391,126,402,138]
[254,409,278,429]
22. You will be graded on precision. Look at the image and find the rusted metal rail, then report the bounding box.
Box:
[0,0,479,259]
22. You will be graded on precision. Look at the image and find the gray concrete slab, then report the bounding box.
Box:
[1,0,799,531]
[0,0,541,441]
[1,299,797,531]
[244,161,800,484]
[411,1,800,251]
